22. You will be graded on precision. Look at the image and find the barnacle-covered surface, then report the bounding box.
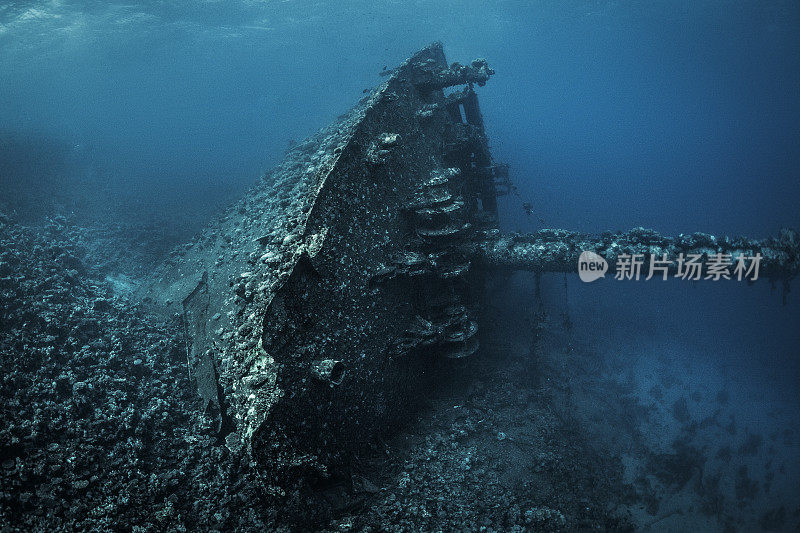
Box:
[478,227,800,281]
[0,215,267,530]
[137,42,505,497]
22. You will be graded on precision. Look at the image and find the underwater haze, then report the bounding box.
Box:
[1,1,799,531]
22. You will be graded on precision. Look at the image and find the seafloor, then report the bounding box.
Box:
[0,213,797,531]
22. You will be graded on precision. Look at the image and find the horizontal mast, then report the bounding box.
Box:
[474,227,800,281]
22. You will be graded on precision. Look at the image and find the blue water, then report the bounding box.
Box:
[2,1,798,530]
[2,1,798,232]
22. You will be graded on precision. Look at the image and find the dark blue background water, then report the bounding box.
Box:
[3,1,798,234]
[1,0,798,457]
[2,1,799,526]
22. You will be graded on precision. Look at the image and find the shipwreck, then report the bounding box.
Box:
[139,42,799,499]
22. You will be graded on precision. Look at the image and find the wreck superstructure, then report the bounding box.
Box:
[140,42,799,496]
[142,43,505,491]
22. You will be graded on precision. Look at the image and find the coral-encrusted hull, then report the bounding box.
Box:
[141,42,502,491]
[140,42,799,498]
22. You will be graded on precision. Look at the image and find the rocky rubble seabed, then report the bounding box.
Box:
[0,213,637,531]
[0,214,265,531]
